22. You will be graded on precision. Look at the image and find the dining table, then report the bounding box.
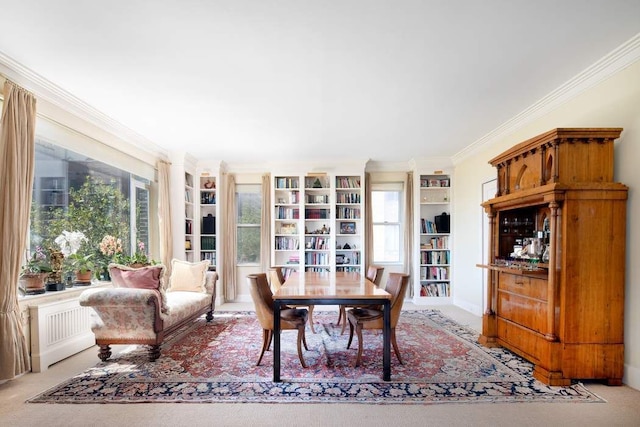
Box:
[272,270,392,382]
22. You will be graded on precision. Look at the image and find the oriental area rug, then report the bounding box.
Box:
[28,310,603,405]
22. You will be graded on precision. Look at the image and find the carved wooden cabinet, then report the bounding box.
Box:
[479,128,627,386]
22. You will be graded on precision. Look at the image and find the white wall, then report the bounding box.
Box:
[452,60,640,388]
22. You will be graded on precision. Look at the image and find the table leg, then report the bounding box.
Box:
[274,300,282,382]
[382,299,391,381]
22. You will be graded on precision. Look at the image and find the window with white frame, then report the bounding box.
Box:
[371,182,403,263]
[236,183,262,265]
[29,140,151,269]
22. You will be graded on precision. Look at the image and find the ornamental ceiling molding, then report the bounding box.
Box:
[452,32,640,165]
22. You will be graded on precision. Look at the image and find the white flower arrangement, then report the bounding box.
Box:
[54,230,87,256]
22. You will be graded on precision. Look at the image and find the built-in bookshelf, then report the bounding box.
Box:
[415,173,451,303]
[335,175,362,273]
[198,175,217,270]
[184,172,195,262]
[273,175,301,276]
[304,175,331,272]
[271,171,364,274]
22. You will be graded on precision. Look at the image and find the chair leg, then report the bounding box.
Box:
[308,305,316,333]
[336,305,344,326]
[340,307,348,335]
[296,325,307,368]
[302,327,309,351]
[355,324,364,367]
[391,328,403,365]
[266,328,273,351]
[346,319,355,349]
[257,329,270,366]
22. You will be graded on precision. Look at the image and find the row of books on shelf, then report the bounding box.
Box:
[185,189,193,203]
[305,252,330,265]
[201,236,216,250]
[276,207,300,219]
[420,282,450,297]
[306,194,330,204]
[275,236,299,250]
[336,207,360,219]
[420,266,449,280]
[336,266,361,272]
[336,177,361,188]
[421,250,449,265]
[275,177,299,189]
[421,236,449,249]
[421,219,438,233]
[201,252,216,266]
[305,236,330,250]
[275,190,299,204]
[336,192,361,203]
[305,208,330,219]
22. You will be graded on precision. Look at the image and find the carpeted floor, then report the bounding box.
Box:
[28,310,603,404]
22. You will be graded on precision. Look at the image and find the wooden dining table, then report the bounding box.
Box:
[272,270,392,382]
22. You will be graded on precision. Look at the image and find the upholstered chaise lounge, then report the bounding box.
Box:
[79,260,217,362]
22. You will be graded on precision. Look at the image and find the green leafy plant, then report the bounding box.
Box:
[66,253,96,273]
[21,246,53,275]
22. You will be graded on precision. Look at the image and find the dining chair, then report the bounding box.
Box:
[336,265,385,334]
[269,267,317,333]
[247,273,309,368]
[346,272,410,367]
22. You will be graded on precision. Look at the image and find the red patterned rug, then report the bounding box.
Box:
[28,310,603,404]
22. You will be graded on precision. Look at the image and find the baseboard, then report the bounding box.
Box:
[624,363,640,390]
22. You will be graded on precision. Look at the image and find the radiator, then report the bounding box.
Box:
[29,298,95,372]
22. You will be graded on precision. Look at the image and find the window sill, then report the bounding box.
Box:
[18,281,112,307]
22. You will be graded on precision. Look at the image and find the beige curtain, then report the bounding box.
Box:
[404,172,414,297]
[157,160,173,274]
[0,81,36,380]
[260,173,271,272]
[222,172,237,300]
[364,172,373,269]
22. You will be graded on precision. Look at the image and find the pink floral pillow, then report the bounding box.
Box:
[109,263,168,314]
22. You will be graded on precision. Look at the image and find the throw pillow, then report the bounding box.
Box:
[167,259,210,293]
[108,263,169,314]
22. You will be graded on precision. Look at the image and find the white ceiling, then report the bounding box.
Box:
[0,1,639,166]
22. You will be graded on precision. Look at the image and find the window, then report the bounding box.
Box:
[28,139,148,270]
[371,183,403,263]
[236,184,262,265]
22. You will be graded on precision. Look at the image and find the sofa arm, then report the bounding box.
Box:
[204,271,218,297]
[79,287,163,335]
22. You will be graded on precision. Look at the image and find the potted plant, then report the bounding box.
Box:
[19,246,52,295]
[67,253,96,285]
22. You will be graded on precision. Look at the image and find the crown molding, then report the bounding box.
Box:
[0,50,168,162]
[451,32,640,165]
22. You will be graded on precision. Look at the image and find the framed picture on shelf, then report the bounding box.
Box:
[336,254,345,264]
[340,221,356,234]
[280,223,297,234]
[428,179,441,187]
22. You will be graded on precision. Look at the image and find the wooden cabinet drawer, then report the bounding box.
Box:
[497,292,547,334]
[498,273,547,301]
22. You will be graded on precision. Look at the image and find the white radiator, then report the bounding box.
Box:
[29,298,95,372]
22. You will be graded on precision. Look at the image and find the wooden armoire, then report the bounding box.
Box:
[478,128,628,386]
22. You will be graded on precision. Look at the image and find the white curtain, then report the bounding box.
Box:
[157,160,173,275]
[404,172,414,297]
[364,172,373,269]
[260,173,271,273]
[222,172,237,300]
[0,81,36,380]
